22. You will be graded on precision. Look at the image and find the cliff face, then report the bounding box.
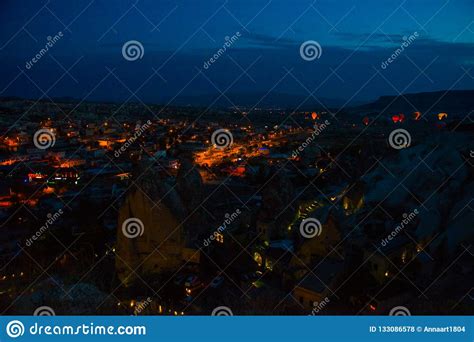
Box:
[116,161,204,286]
[361,133,473,258]
[116,186,185,286]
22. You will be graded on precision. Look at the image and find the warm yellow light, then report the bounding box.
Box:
[437,112,448,120]
[254,252,263,267]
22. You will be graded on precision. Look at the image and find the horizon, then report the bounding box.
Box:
[2,88,474,110]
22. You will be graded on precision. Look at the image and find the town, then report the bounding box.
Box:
[0,96,472,316]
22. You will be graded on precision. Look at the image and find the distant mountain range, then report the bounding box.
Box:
[165,91,366,109]
[349,90,474,115]
[1,90,473,115]
[0,93,362,110]
[152,89,474,114]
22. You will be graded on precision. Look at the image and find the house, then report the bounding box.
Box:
[291,206,344,269]
[293,258,344,310]
[365,235,416,284]
[253,240,294,274]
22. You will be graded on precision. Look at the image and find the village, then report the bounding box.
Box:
[0,97,472,315]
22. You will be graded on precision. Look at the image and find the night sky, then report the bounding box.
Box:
[0,0,473,104]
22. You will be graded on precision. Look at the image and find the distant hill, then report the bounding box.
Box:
[166,91,362,110]
[350,90,474,115]
[1,90,472,114]
[0,93,360,110]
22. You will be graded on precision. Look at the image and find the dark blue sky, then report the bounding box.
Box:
[1,0,473,105]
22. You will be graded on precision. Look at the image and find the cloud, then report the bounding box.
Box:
[333,32,414,44]
[240,32,298,48]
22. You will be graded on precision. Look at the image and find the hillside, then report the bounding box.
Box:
[350,90,474,115]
